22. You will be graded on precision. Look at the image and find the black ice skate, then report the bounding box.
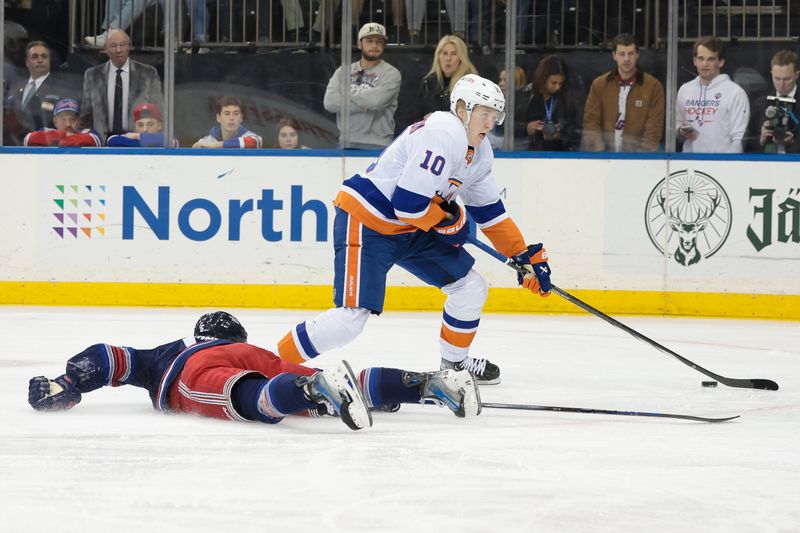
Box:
[440,356,501,385]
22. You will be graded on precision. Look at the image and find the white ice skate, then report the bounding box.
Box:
[307,360,373,430]
[422,369,482,417]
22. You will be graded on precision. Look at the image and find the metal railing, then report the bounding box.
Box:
[66,0,797,54]
[680,0,793,42]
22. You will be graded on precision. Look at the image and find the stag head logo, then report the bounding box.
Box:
[645,170,732,267]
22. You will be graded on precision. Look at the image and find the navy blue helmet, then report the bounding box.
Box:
[194,311,248,343]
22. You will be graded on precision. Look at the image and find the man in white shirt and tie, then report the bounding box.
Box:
[79,29,163,139]
[10,41,66,138]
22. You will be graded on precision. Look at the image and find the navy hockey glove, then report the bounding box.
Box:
[28,374,82,411]
[511,243,552,297]
[432,201,469,248]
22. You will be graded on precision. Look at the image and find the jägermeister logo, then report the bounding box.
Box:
[645,170,732,266]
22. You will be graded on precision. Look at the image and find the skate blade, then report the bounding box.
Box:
[339,360,373,430]
[454,371,481,417]
[476,376,501,386]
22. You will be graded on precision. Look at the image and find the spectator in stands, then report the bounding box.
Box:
[469,0,492,54]
[3,21,30,145]
[3,21,28,102]
[749,50,800,154]
[311,0,365,40]
[500,66,527,94]
[406,1,467,45]
[258,0,306,43]
[324,23,401,149]
[516,55,579,151]
[24,98,103,147]
[193,96,262,148]
[388,1,407,44]
[79,29,163,139]
[418,35,477,119]
[8,42,71,140]
[676,36,749,153]
[582,33,665,152]
[106,102,178,147]
[85,0,208,50]
[275,117,309,149]
[487,66,527,150]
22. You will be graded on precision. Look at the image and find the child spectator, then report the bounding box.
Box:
[107,103,178,147]
[193,96,262,149]
[275,118,309,149]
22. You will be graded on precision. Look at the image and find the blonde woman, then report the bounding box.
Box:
[418,35,477,119]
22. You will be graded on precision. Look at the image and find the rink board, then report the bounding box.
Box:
[0,151,798,318]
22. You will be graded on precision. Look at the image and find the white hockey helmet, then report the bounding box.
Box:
[449,74,506,126]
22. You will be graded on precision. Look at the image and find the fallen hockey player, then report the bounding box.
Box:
[28,311,481,431]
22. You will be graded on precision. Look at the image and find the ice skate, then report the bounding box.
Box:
[441,356,501,385]
[304,360,372,430]
[404,369,482,417]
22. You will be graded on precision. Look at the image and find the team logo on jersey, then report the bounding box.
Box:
[644,170,732,266]
[51,184,107,239]
[465,147,474,165]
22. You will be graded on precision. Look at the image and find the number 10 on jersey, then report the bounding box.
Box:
[420,150,445,176]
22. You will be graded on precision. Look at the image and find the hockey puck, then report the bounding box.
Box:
[701,381,718,388]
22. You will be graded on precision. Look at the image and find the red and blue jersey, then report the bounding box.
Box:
[63,337,230,409]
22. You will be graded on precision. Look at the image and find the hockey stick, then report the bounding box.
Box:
[466,235,779,391]
[482,402,739,423]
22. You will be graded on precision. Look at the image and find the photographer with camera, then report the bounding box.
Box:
[750,50,800,154]
[582,33,665,153]
[515,55,579,151]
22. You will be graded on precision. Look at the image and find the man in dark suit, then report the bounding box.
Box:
[6,41,69,144]
[79,29,163,139]
[749,50,800,154]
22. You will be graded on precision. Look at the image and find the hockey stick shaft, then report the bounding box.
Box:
[482,402,739,423]
[466,235,779,391]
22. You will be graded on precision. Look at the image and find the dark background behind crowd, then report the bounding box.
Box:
[3,0,799,151]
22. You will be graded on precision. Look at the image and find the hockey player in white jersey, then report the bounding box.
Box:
[277,74,552,385]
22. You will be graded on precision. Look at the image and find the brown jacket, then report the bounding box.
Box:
[582,69,665,152]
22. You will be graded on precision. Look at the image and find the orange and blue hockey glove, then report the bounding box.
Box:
[432,201,469,248]
[511,243,552,297]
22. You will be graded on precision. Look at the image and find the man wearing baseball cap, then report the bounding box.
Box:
[23,98,103,147]
[323,22,401,150]
[107,102,178,147]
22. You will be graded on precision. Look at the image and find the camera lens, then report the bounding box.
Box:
[542,122,557,140]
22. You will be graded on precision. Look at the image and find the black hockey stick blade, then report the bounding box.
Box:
[482,402,740,423]
[465,235,779,391]
[550,286,779,391]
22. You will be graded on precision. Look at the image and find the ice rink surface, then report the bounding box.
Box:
[1,306,798,533]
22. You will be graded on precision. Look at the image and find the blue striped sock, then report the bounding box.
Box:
[361,367,422,408]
